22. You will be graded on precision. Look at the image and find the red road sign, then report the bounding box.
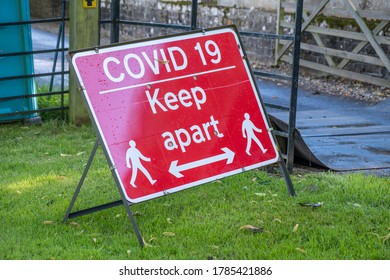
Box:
[71,26,279,203]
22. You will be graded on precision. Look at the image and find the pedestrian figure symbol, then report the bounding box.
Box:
[242,113,268,156]
[125,140,157,188]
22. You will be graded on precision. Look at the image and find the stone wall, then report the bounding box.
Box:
[99,0,279,64]
[29,0,390,70]
[29,0,64,18]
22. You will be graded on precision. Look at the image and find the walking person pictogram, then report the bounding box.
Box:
[242,113,267,156]
[125,140,157,188]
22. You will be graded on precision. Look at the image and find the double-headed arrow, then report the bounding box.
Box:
[169,147,235,178]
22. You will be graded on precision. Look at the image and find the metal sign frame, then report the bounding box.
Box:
[63,25,295,247]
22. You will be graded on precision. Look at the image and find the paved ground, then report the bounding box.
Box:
[32,28,69,87]
[258,79,390,176]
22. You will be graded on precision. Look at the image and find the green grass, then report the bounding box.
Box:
[36,84,69,121]
[0,121,389,260]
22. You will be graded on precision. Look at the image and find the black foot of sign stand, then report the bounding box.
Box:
[63,139,145,247]
[278,151,296,197]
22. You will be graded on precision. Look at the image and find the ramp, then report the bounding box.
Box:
[259,80,390,174]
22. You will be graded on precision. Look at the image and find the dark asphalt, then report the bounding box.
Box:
[258,79,390,175]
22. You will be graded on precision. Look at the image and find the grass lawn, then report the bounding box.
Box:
[0,121,389,260]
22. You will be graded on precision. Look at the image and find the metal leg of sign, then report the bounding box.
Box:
[116,188,145,247]
[62,139,145,247]
[106,161,145,246]
[268,129,296,197]
[278,153,296,197]
[63,139,100,223]
[264,122,296,197]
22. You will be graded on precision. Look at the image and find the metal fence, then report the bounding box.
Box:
[0,0,69,122]
[0,0,303,171]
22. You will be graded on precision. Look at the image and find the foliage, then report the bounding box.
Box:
[36,85,69,121]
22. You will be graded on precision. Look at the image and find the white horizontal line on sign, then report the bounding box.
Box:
[99,65,236,95]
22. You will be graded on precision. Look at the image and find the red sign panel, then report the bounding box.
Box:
[71,26,279,203]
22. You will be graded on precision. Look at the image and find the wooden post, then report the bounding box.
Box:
[69,0,100,125]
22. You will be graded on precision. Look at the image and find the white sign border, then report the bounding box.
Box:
[71,26,280,204]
